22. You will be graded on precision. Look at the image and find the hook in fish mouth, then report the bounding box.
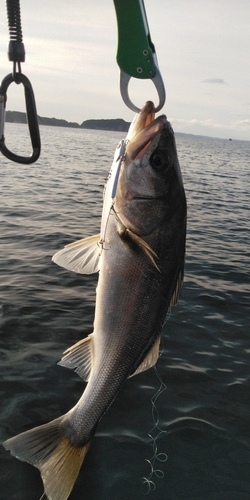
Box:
[126,101,167,160]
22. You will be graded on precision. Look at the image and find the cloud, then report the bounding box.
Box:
[170,117,250,140]
[230,119,250,130]
[202,78,228,85]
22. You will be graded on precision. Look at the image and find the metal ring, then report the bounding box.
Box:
[120,69,166,113]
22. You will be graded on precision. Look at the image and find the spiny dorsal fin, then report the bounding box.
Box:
[169,261,185,308]
[129,337,161,378]
[58,335,93,382]
[126,229,160,271]
[52,235,101,274]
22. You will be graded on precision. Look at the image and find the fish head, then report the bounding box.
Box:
[114,101,185,236]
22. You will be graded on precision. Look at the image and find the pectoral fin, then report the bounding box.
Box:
[129,337,161,377]
[52,235,101,274]
[125,229,160,271]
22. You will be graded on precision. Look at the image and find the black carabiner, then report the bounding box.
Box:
[0,73,41,164]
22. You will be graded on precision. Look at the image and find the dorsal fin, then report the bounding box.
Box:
[129,337,161,377]
[52,235,101,274]
[169,260,185,308]
[58,334,94,382]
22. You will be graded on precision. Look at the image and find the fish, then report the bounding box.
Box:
[3,101,187,500]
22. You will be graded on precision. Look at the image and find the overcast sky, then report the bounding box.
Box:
[0,0,249,140]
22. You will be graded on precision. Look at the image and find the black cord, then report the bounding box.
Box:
[6,0,23,42]
[0,0,41,163]
[6,0,25,63]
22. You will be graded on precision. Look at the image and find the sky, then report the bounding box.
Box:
[0,0,249,140]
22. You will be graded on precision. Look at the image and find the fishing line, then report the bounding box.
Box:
[38,492,46,500]
[141,344,168,495]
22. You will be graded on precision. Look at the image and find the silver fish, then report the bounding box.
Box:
[3,101,186,500]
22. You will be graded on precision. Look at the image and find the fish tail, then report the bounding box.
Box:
[3,416,91,500]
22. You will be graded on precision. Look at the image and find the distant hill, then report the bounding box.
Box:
[6,111,80,128]
[81,118,129,132]
[5,111,130,132]
[5,110,233,140]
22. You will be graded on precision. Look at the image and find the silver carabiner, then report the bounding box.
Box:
[120,67,166,113]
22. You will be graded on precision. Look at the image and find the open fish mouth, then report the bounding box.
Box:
[126,101,167,160]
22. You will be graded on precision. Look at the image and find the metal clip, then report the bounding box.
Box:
[120,67,166,113]
[0,73,40,164]
[114,0,166,113]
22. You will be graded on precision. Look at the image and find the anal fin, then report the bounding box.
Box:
[58,335,94,382]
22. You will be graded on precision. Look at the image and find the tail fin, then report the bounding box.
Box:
[3,416,90,500]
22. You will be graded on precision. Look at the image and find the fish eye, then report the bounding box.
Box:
[150,152,170,171]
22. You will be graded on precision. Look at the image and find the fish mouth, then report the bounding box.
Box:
[126,101,167,160]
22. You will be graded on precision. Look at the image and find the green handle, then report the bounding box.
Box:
[113,0,157,79]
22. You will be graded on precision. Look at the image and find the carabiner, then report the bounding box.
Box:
[0,73,40,164]
[120,67,166,113]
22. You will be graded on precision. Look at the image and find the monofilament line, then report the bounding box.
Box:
[141,364,168,494]
[38,492,46,500]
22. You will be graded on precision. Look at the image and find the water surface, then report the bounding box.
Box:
[0,124,249,500]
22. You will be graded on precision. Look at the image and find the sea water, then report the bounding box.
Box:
[0,123,249,500]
